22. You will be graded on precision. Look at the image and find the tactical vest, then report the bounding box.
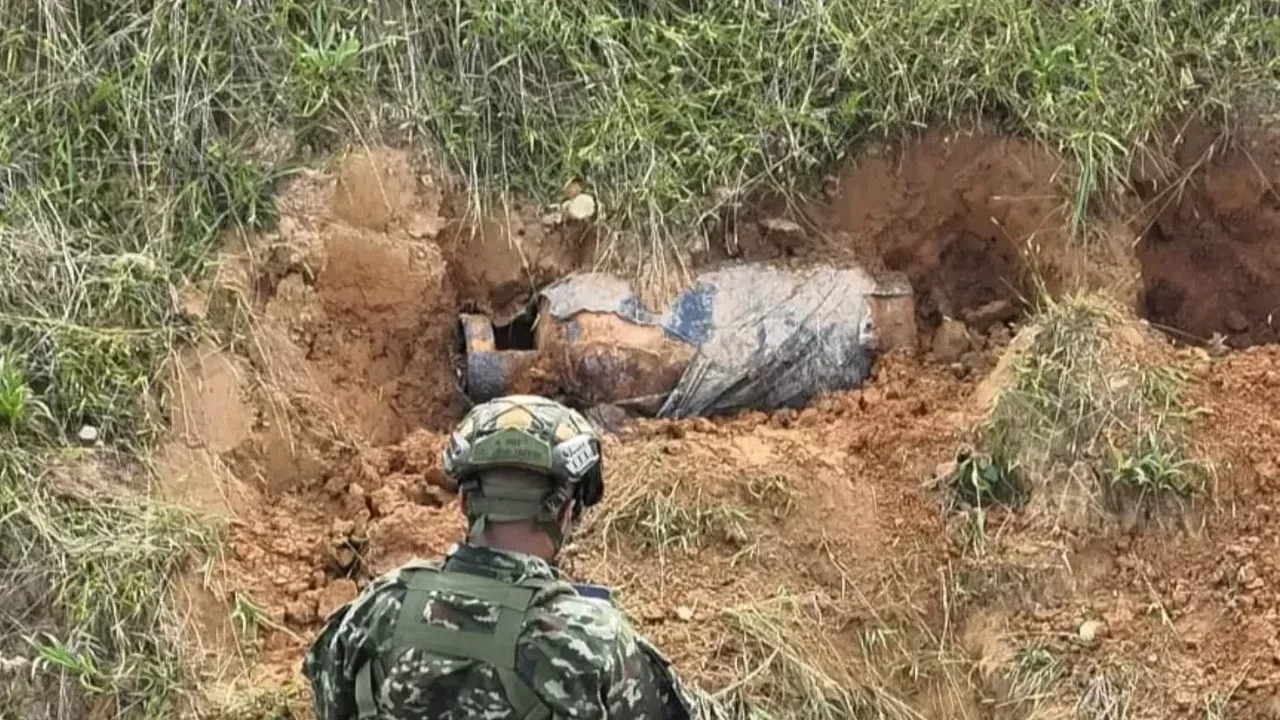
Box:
[353,564,600,720]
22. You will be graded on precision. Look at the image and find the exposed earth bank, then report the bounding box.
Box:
[162,126,1280,719]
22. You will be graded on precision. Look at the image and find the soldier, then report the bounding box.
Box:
[303,394,722,719]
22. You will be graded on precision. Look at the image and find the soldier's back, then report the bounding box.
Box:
[305,547,678,720]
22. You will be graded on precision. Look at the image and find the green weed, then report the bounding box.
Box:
[0,353,44,433]
[1004,645,1065,714]
[943,448,1027,510]
[1109,429,1204,498]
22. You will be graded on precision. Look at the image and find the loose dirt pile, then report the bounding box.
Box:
[160,148,587,697]
[161,128,1280,720]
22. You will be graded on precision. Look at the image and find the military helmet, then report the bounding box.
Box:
[443,395,603,543]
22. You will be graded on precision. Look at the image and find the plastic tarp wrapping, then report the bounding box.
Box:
[540,265,907,418]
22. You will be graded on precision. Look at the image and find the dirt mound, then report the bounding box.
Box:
[957,346,1280,719]
[561,354,976,692]
[1136,124,1280,348]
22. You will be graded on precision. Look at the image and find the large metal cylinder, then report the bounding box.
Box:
[459,265,917,416]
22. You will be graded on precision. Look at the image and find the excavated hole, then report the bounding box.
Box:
[883,229,1031,334]
[1134,135,1280,349]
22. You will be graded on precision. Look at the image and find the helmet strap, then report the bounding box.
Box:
[462,488,572,552]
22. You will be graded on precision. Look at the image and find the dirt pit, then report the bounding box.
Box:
[712,127,1139,341]
[1136,123,1280,348]
[162,131,1280,720]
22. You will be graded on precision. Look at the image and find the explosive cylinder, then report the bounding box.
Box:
[458,264,917,417]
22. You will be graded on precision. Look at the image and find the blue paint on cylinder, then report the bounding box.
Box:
[665,283,716,345]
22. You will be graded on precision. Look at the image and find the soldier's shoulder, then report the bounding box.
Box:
[523,584,632,654]
[518,586,666,716]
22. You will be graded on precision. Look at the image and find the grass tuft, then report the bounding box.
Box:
[720,594,879,720]
[608,481,752,554]
[1002,645,1066,717]
[985,293,1209,529]
[941,447,1027,511]
[0,447,217,719]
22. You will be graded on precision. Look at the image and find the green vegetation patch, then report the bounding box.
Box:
[985,294,1209,528]
[0,446,215,719]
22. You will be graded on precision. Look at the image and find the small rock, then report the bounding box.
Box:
[317,579,359,619]
[932,320,973,364]
[963,299,1018,333]
[540,210,564,226]
[1239,563,1260,585]
[1226,309,1250,333]
[674,606,694,622]
[959,350,988,374]
[78,425,99,443]
[421,484,455,508]
[1078,619,1107,645]
[564,193,597,221]
[405,212,443,239]
[285,597,319,625]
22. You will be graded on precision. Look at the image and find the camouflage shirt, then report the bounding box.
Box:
[303,544,718,720]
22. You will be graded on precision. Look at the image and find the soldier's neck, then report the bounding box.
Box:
[478,522,556,561]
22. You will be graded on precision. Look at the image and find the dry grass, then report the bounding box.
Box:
[714,564,986,720]
[584,440,794,558]
[0,448,216,719]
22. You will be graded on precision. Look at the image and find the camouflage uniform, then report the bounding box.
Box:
[303,543,716,720]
